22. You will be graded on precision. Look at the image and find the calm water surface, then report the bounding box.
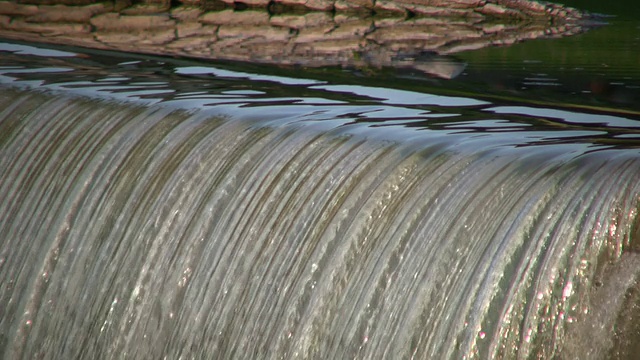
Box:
[0,1,638,149]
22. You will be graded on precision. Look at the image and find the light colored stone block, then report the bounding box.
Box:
[199,9,270,26]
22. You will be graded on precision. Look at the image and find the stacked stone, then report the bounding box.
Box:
[1,0,587,19]
[0,1,588,77]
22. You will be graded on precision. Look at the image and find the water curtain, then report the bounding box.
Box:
[1,86,639,359]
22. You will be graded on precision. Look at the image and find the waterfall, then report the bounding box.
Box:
[1,86,639,359]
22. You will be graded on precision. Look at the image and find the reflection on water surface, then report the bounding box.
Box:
[0,0,638,150]
[0,38,638,152]
[0,0,597,79]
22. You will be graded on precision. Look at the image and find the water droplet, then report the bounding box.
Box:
[524,328,533,342]
[563,281,573,298]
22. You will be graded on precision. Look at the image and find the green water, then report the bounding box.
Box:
[454,5,640,114]
[285,0,640,115]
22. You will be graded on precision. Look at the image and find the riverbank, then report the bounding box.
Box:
[0,0,594,77]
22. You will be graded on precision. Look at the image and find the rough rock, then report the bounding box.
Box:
[0,1,594,79]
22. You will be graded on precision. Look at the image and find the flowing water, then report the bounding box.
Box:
[1,1,640,359]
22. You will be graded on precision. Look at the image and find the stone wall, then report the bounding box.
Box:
[0,0,591,78]
[5,0,586,18]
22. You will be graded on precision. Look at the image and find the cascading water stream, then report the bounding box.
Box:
[0,84,639,359]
